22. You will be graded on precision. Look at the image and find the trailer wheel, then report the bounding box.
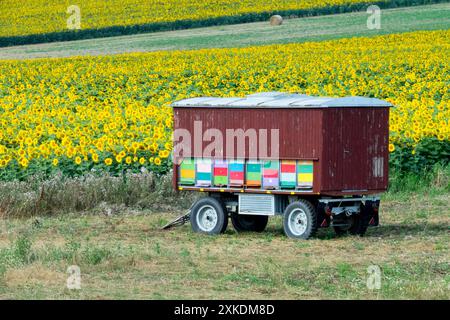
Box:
[333,216,356,236]
[349,202,372,236]
[283,200,317,240]
[333,215,368,237]
[231,214,269,233]
[333,226,350,236]
[333,204,371,237]
[190,197,228,235]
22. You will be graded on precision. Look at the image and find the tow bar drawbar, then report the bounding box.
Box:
[161,209,191,230]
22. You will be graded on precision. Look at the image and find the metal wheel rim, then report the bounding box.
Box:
[196,205,218,232]
[288,208,308,236]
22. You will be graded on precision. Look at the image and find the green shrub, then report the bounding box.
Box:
[390,138,450,174]
[83,246,112,265]
[13,234,33,264]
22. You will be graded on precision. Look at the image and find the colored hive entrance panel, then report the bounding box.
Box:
[213,160,228,187]
[263,160,279,189]
[180,159,195,185]
[298,161,314,189]
[195,158,212,187]
[280,160,296,189]
[246,161,262,187]
[177,159,315,192]
[229,160,245,187]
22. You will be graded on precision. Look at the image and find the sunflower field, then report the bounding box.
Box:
[0,0,438,46]
[0,30,448,180]
[0,0,384,37]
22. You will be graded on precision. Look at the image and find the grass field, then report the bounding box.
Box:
[0,190,448,300]
[3,0,443,46]
[1,3,449,60]
[0,0,381,39]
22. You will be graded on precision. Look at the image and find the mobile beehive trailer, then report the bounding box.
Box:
[171,92,392,239]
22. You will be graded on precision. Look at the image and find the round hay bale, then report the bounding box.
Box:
[269,15,283,26]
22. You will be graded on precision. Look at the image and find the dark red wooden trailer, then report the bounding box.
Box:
[171,92,392,239]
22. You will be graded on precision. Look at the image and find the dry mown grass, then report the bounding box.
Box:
[0,191,448,300]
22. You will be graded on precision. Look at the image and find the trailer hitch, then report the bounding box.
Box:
[161,209,191,230]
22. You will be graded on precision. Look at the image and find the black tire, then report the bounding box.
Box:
[333,216,368,237]
[333,216,356,236]
[333,226,350,236]
[283,200,317,240]
[349,202,371,236]
[231,214,269,233]
[190,197,228,235]
[332,203,370,237]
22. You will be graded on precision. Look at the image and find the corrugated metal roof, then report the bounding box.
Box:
[198,97,244,106]
[172,92,393,108]
[246,92,286,98]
